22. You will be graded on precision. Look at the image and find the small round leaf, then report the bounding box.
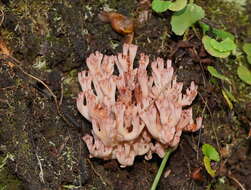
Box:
[169,0,187,11]
[202,35,230,58]
[212,28,235,41]
[243,43,251,64]
[207,66,231,84]
[152,0,172,13]
[171,3,205,35]
[202,144,220,162]
[237,65,251,85]
[210,38,236,52]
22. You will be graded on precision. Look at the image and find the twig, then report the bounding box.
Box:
[0,9,4,27]
[36,153,45,184]
[192,25,201,40]
[196,102,207,160]
[56,136,70,156]
[198,60,206,87]
[87,158,110,187]
[0,85,16,90]
[248,128,251,139]
[221,138,247,170]
[59,76,65,106]
[78,137,83,188]
[198,91,220,149]
[228,175,246,190]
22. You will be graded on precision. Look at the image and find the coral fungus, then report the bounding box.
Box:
[77,44,202,167]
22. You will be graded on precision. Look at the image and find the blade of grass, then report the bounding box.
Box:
[150,147,176,190]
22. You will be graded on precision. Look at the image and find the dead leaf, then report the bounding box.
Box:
[0,38,14,67]
[191,167,204,181]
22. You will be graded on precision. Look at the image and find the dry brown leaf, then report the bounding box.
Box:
[191,167,204,181]
[0,38,14,67]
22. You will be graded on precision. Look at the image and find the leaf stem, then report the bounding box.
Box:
[150,148,176,190]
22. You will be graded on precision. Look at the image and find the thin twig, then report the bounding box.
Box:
[59,77,65,106]
[198,91,220,149]
[221,138,247,170]
[228,175,246,190]
[0,9,4,27]
[0,85,16,90]
[78,137,83,188]
[87,158,110,187]
[196,102,207,160]
[198,60,206,87]
[36,153,45,184]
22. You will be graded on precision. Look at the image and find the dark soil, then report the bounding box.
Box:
[0,0,251,190]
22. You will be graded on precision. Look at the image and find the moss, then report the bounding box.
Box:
[0,156,23,190]
[196,0,249,37]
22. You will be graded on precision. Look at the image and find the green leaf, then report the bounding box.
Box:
[247,55,251,64]
[222,89,233,110]
[212,28,235,41]
[210,38,236,53]
[207,66,231,84]
[223,88,237,102]
[243,43,251,54]
[243,43,251,64]
[171,3,205,35]
[202,144,220,162]
[202,36,231,58]
[203,156,216,177]
[152,0,172,13]
[199,22,210,34]
[237,65,251,85]
[169,0,187,11]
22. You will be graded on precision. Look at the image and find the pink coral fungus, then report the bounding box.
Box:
[77,44,202,167]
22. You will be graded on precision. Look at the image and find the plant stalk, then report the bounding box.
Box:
[150,148,176,190]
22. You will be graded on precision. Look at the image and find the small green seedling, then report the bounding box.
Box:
[171,3,205,35]
[202,36,231,58]
[199,24,236,58]
[152,0,187,13]
[222,89,233,110]
[151,1,204,36]
[207,66,237,109]
[199,22,210,34]
[207,66,231,84]
[211,28,235,41]
[237,65,251,85]
[243,43,251,64]
[222,88,237,103]
[222,88,237,110]
[152,0,172,13]
[169,0,187,11]
[210,38,236,53]
[202,144,220,177]
[202,35,236,58]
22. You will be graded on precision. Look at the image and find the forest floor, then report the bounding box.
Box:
[0,0,251,190]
